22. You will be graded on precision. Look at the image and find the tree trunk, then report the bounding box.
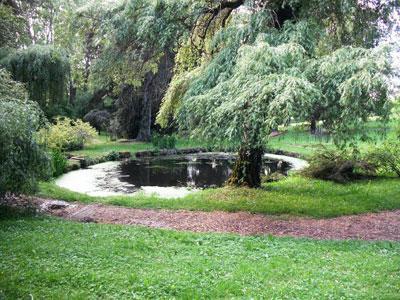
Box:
[68,79,76,105]
[136,73,153,142]
[67,65,75,104]
[310,118,317,134]
[227,146,263,188]
[87,88,108,110]
[118,84,141,138]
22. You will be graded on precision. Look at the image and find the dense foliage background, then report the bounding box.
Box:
[0,0,399,189]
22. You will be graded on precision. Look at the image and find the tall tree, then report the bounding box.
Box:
[90,0,200,141]
[158,1,396,187]
[0,3,28,48]
[1,0,58,45]
[2,45,70,117]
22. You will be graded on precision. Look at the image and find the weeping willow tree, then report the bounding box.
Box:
[2,44,69,117]
[158,1,395,187]
[87,0,204,141]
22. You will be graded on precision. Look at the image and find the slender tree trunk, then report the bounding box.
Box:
[68,67,76,105]
[227,146,263,188]
[136,73,153,142]
[69,81,76,105]
[310,117,317,134]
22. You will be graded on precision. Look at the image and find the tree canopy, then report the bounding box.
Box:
[2,44,70,117]
[161,11,392,144]
[157,1,397,186]
[0,0,398,187]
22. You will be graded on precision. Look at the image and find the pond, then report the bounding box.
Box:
[56,152,292,198]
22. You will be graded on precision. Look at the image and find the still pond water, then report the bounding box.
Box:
[56,153,290,198]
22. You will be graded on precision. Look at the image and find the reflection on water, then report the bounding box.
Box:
[119,153,290,188]
[55,153,291,198]
[119,157,233,188]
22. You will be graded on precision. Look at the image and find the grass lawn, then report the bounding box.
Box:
[268,119,397,158]
[71,119,396,159]
[4,123,399,299]
[70,134,206,158]
[38,176,400,218]
[0,213,399,299]
[37,121,400,218]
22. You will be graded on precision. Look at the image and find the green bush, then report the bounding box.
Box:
[151,133,176,149]
[83,109,111,132]
[302,147,375,183]
[50,150,67,177]
[40,117,97,151]
[0,69,50,196]
[364,139,400,177]
[104,151,120,161]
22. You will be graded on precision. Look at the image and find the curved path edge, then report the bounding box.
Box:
[22,197,400,241]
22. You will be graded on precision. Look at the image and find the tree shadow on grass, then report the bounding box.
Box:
[0,204,38,220]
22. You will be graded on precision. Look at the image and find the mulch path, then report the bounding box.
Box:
[13,197,398,241]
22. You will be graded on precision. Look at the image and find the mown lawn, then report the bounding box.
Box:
[268,119,396,158]
[71,119,396,159]
[38,176,400,218]
[40,121,400,218]
[0,213,399,299]
[70,134,206,158]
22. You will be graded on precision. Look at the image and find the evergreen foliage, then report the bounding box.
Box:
[50,149,68,177]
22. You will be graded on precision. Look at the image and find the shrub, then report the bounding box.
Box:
[0,69,50,196]
[83,109,111,132]
[104,151,120,161]
[302,147,375,183]
[364,139,400,177]
[50,150,67,177]
[41,117,97,151]
[151,133,176,149]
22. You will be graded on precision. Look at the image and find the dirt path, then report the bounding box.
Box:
[24,198,400,241]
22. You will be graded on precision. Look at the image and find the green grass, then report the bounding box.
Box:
[70,119,396,159]
[70,134,207,158]
[269,120,397,157]
[269,130,334,157]
[0,215,399,299]
[38,176,400,218]
[69,135,153,157]
[43,122,399,219]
